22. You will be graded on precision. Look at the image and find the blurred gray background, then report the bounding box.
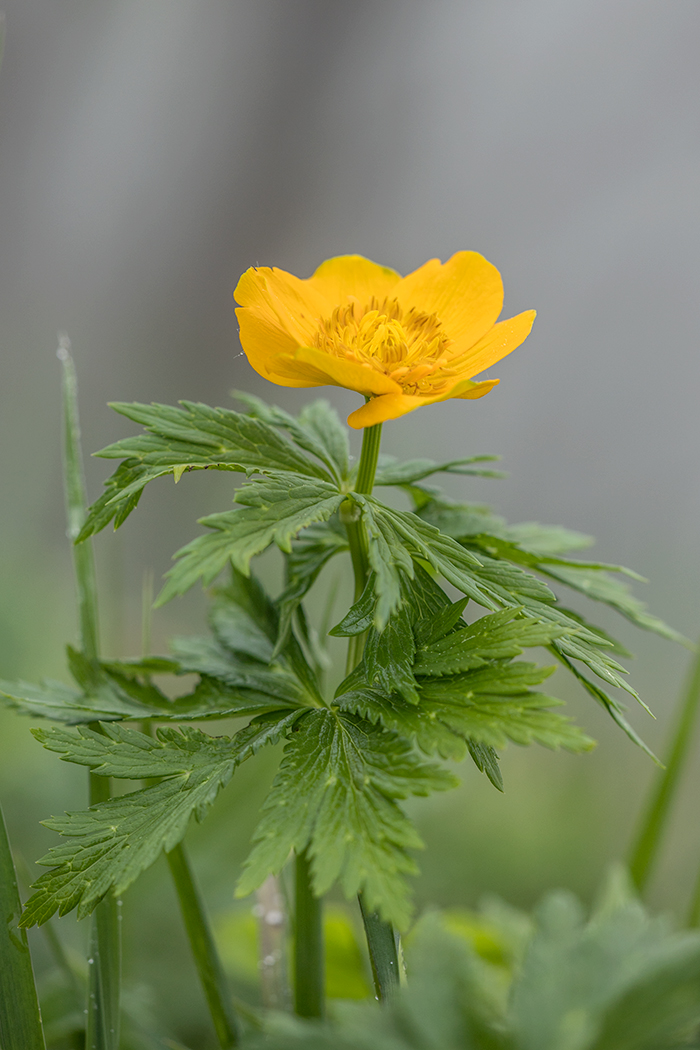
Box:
[1,0,700,1036]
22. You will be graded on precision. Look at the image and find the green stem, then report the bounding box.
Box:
[294,850,324,1018]
[167,844,241,1047]
[628,638,700,892]
[343,424,400,999]
[0,804,46,1050]
[86,772,121,1050]
[358,894,400,999]
[59,342,121,1049]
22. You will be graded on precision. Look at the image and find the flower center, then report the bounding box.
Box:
[314,297,456,394]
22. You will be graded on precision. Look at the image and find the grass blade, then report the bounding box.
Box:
[59,340,121,1049]
[0,804,46,1050]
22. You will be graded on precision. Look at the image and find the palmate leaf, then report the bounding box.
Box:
[350,496,498,627]
[156,474,344,605]
[79,400,334,539]
[21,714,300,926]
[236,709,455,929]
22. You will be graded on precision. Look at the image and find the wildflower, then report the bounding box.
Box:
[234,252,535,428]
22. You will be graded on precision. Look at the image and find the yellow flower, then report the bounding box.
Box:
[234,252,535,429]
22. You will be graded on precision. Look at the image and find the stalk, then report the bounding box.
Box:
[59,342,121,1049]
[342,423,400,1000]
[166,844,241,1047]
[628,639,700,892]
[0,804,46,1050]
[140,708,241,1045]
[294,850,324,1018]
[256,875,289,1010]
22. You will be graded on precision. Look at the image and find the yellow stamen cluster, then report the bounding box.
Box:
[314,298,456,395]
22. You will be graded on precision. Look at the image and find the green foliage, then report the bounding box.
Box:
[243,875,700,1050]
[79,400,337,539]
[157,475,345,605]
[12,391,687,978]
[21,715,300,926]
[236,709,456,929]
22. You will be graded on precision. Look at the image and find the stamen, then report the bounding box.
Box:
[313,296,454,395]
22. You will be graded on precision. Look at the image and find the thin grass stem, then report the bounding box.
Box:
[0,804,46,1050]
[628,638,700,892]
[59,341,121,1049]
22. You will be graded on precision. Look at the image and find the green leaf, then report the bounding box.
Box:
[0,649,177,725]
[338,661,594,761]
[156,475,344,604]
[276,521,348,655]
[79,400,333,538]
[551,651,659,763]
[374,455,505,486]
[362,599,418,704]
[540,564,691,647]
[329,573,376,637]
[510,886,700,1050]
[413,609,568,677]
[169,636,308,707]
[297,400,350,481]
[236,710,455,928]
[21,715,299,926]
[501,520,594,555]
[233,392,348,483]
[352,496,497,626]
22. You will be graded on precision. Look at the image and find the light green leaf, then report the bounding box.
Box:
[236,710,455,928]
[374,455,505,486]
[541,564,691,647]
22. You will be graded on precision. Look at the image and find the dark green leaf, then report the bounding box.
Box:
[156,475,344,604]
[79,400,333,538]
[236,710,455,928]
[22,715,299,926]
[413,609,567,677]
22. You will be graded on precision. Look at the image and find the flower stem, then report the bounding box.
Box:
[59,342,121,1050]
[166,844,241,1047]
[628,638,700,892]
[344,424,400,1000]
[294,850,324,1018]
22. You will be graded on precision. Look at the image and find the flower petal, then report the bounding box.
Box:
[307,254,401,306]
[295,346,402,397]
[394,251,504,347]
[346,377,500,429]
[452,310,536,377]
[236,309,331,388]
[235,266,329,344]
[347,394,423,428]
